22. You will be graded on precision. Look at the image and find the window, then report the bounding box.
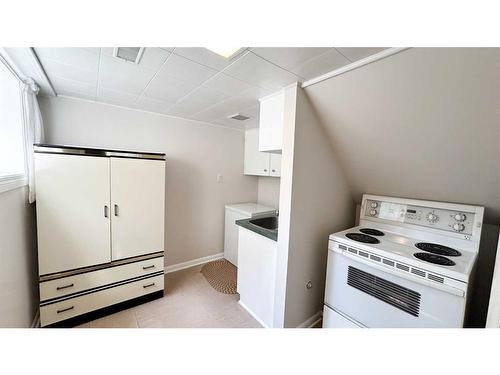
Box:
[0,58,25,178]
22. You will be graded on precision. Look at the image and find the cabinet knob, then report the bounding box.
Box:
[264,169,268,172]
[272,169,276,172]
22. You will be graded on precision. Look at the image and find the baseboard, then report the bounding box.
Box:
[165,252,224,274]
[31,308,40,328]
[238,300,267,328]
[297,311,323,328]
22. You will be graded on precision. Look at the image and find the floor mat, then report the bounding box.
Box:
[201,259,237,294]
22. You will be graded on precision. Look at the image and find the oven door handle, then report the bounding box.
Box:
[341,251,466,297]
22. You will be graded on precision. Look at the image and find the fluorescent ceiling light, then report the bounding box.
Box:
[205,47,243,58]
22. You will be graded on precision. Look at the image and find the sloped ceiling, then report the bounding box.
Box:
[305,48,500,224]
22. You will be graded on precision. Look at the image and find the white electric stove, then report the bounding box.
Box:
[323,194,484,328]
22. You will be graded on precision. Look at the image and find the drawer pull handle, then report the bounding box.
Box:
[143,283,155,288]
[56,283,74,290]
[57,306,74,314]
[142,265,155,270]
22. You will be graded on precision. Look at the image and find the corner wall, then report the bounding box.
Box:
[274,85,355,327]
[0,186,38,327]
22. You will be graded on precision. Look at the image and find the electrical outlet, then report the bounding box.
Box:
[217,173,223,183]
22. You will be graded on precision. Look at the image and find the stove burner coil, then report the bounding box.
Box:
[415,242,461,257]
[359,228,385,236]
[345,233,380,244]
[414,252,456,266]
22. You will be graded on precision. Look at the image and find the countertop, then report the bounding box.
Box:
[225,202,277,217]
[235,215,278,241]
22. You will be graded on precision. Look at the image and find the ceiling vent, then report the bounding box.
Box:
[113,47,145,64]
[229,113,250,121]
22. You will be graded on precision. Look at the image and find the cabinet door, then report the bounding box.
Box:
[269,153,281,177]
[110,158,165,260]
[224,209,248,266]
[259,91,285,152]
[244,128,271,176]
[35,153,111,275]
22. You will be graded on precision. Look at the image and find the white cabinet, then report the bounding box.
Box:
[259,90,285,152]
[224,203,276,267]
[237,226,277,327]
[244,128,281,177]
[35,153,112,275]
[111,158,165,260]
[34,145,166,327]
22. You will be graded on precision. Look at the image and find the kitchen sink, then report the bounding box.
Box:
[249,216,278,230]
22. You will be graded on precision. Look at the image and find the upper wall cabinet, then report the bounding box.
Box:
[244,128,281,177]
[259,90,285,153]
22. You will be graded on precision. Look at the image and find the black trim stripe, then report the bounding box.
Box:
[40,252,164,282]
[43,290,164,328]
[40,271,164,306]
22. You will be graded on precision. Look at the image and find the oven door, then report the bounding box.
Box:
[324,249,466,328]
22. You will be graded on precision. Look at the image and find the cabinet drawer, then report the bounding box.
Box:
[40,274,164,327]
[40,256,164,302]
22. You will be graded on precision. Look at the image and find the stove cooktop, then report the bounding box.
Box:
[329,226,476,282]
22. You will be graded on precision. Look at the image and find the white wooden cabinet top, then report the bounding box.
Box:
[225,202,276,217]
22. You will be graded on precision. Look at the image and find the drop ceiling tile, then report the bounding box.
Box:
[137,48,171,70]
[134,96,174,113]
[143,54,218,102]
[290,49,350,80]
[172,47,237,70]
[335,47,387,62]
[184,85,230,106]
[159,53,217,83]
[40,59,98,85]
[50,77,96,98]
[250,47,332,71]
[99,55,157,95]
[97,86,139,106]
[35,48,100,71]
[202,73,253,96]
[222,51,300,91]
[143,73,199,102]
[164,85,230,117]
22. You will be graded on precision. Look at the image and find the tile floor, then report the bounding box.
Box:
[75,265,261,328]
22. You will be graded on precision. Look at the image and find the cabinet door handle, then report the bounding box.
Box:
[142,265,155,270]
[114,204,119,216]
[104,205,109,218]
[272,169,276,172]
[264,169,268,172]
[56,283,74,290]
[143,283,155,288]
[57,306,74,314]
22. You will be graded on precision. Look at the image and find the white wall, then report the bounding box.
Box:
[273,85,354,327]
[257,176,280,208]
[0,186,38,327]
[39,96,258,266]
[305,48,500,224]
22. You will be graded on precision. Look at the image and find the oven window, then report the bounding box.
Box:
[347,266,421,317]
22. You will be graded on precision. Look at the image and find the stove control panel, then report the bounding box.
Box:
[364,199,475,235]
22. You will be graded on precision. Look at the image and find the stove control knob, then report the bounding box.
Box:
[370,202,378,208]
[453,223,465,232]
[454,213,466,222]
[426,213,438,223]
[369,209,377,216]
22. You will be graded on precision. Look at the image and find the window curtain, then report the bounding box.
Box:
[20,78,44,203]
